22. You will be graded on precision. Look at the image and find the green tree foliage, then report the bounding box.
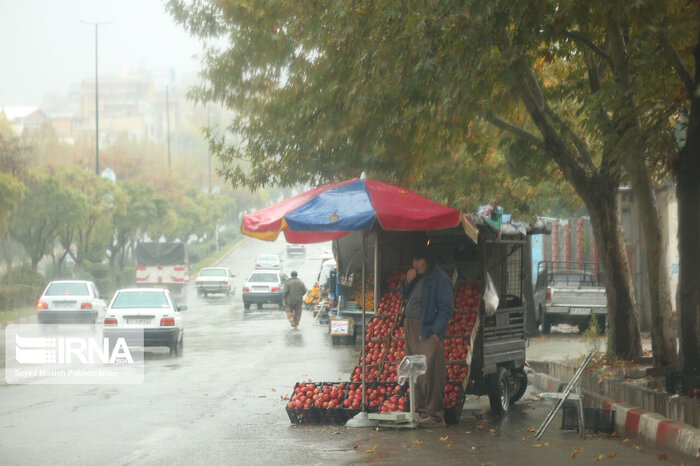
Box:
[11,170,75,272]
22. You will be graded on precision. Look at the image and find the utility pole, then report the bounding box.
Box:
[166,86,171,172]
[80,20,112,176]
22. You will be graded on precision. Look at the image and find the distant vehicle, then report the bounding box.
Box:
[286,243,306,256]
[103,288,186,356]
[195,267,235,298]
[254,254,281,269]
[135,242,188,299]
[241,270,288,310]
[534,261,607,334]
[37,280,107,324]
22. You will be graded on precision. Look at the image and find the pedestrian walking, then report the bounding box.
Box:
[284,271,307,328]
[401,245,454,428]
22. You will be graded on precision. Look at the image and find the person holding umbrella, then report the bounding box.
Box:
[284,271,307,328]
[401,245,454,428]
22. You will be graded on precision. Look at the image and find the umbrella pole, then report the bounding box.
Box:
[346,231,377,427]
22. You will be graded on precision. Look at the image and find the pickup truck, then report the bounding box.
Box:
[533,261,607,334]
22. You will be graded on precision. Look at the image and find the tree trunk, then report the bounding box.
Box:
[3,230,12,284]
[626,159,676,366]
[605,10,676,367]
[675,35,700,373]
[587,180,643,359]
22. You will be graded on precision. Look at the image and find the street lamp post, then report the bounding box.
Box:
[80,20,112,176]
[166,85,171,172]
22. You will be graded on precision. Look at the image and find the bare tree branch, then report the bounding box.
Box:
[482,111,545,149]
[564,30,614,68]
[658,32,694,95]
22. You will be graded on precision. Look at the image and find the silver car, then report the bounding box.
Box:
[37,280,107,324]
[241,270,288,310]
[254,254,281,269]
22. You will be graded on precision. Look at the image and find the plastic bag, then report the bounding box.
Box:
[397,355,427,386]
[484,273,499,316]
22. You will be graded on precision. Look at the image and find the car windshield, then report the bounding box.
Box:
[44,282,89,296]
[257,256,278,262]
[111,291,170,309]
[248,273,278,283]
[199,269,226,277]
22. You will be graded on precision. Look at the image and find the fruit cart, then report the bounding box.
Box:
[333,207,529,418]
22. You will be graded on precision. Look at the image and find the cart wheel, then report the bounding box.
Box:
[488,367,511,415]
[509,368,528,404]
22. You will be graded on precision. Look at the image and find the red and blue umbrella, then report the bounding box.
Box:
[241,178,462,243]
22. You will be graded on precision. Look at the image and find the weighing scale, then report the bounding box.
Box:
[367,355,426,428]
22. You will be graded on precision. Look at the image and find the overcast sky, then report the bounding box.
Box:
[0,0,205,107]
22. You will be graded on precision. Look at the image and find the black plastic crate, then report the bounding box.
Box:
[666,370,700,398]
[444,382,466,425]
[316,382,350,425]
[561,404,615,433]
[286,405,321,425]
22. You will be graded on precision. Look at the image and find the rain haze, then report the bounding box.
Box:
[0,0,204,107]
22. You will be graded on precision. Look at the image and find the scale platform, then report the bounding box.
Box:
[368,411,419,428]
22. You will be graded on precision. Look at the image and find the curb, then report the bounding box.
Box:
[532,371,700,459]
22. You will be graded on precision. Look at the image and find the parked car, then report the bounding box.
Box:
[103,288,186,356]
[241,270,288,310]
[286,243,306,256]
[254,254,281,269]
[37,280,107,324]
[533,261,607,334]
[195,267,235,298]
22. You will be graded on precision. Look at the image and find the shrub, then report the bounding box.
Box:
[0,284,40,311]
[0,266,46,289]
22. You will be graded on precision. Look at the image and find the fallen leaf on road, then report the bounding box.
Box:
[586,433,597,438]
[594,454,605,461]
[307,378,313,382]
[543,442,551,447]
[365,443,378,454]
[257,395,267,398]
[446,444,453,448]
[271,388,276,392]
[489,428,497,435]
[530,391,538,395]
[633,445,641,451]
[475,424,484,429]
[332,431,339,435]
[280,395,289,400]
[521,437,528,442]
[610,432,619,439]
[439,436,449,441]
[412,440,424,446]
[526,427,537,433]
[607,452,617,458]
[657,454,673,461]
[352,444,359,449]
[622,438,629,443]
[571,447,583,458]
[232,398,237,401]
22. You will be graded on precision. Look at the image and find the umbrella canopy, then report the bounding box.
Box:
[241,178,462,243]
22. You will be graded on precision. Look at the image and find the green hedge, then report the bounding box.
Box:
[0,284,41,311]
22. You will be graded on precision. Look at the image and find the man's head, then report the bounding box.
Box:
[291,271,298,278]
[411,245,434,275]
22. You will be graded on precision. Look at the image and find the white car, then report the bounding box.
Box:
[254,254,281,269]
[286,243,306,256]
[37,280,107,324]
[103,288,186,356]
[195,267,236,298]
[242,270,288,310]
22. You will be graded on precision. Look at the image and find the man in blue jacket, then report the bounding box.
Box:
[401,245,454,427]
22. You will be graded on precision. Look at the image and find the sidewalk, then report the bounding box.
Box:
[530,360,700,460]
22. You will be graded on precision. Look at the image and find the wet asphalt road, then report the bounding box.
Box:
[0,238,682,465]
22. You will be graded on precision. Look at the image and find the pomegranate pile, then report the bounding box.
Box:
[287,270,482,425]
